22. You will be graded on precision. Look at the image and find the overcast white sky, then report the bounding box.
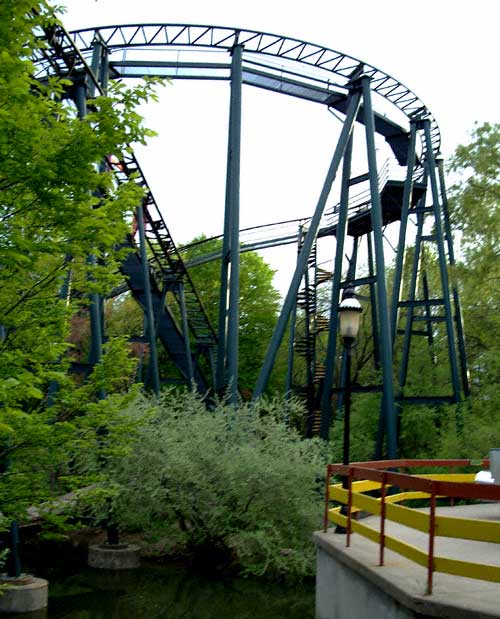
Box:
[58,0,500,293]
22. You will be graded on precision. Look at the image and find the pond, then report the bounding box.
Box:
[7,562,315,619]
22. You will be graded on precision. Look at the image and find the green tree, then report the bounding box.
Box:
[0,1,159,523]
[383,122,500,461]
[433,122,500,458]
[76,391,324,579]
[448,122,500,391]
[182,237,284,394]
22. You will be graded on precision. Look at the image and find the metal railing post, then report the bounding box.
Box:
[324,464,332,533]
[346,467,354,547]
[427,483,436,595]
[379,472,387,566]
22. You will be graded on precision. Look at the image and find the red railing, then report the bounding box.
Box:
[324,459,500,594]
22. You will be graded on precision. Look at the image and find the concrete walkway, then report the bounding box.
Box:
[317,502,500,619]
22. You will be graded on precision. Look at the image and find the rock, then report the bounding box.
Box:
[88,544,140,570]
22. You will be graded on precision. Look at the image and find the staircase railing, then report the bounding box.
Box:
[107,153,217,351]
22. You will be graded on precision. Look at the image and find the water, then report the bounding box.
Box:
[8,562,314,618]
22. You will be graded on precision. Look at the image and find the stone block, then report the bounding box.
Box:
[0,575,48,614]
[88,544,140,570]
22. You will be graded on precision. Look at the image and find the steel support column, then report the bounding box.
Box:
[89,36,109,96]
[86,254,103,368]
[47,269,72,406]
[137,201,160,395]
[285,229,302,397]
[367,232,380,370]
[421,263,436,354]
[398,212,424,390]
[347,240,359,283]
[361,76,397,459]
[390,122,418,345]
[253,88,362,400]
[423,121,461,402]
[285,303,297,398]
[87,280,102,366]
[178,282,194,387]
[319,136,353,439]
[303,247,315,431]
[86,42,109,375]
[216,140,232,391]
[437,159,469,396]
[74,79,103,373]
[217,44,243,402]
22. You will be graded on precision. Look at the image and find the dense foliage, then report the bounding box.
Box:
[0,1,157,525]
[75,391,325,579]
[182,236,285,394]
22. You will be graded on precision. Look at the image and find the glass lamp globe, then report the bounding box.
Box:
[338,295,362,339]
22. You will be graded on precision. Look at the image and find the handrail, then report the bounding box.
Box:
[181,159,398,265]
[66,23,441,157]
[324,459,500,595]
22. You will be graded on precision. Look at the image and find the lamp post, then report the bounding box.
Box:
[336,286,362,534]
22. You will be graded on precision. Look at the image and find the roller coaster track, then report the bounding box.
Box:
[32,19,432,279]
[32,23,440,163]
[26,12,471,459]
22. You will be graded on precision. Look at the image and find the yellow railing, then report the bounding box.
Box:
[324,459,500,594]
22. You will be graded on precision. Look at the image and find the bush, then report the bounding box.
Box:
[81,391,325,579]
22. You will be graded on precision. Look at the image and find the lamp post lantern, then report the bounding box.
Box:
[336,286,362,534]
[339,287,363,468]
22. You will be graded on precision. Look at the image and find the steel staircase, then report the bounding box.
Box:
[107,153,217,390]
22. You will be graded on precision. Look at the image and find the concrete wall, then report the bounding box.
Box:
[316,545,424,619]
[314,530,500,619]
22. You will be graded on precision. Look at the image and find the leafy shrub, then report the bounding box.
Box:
[81,391,325,579]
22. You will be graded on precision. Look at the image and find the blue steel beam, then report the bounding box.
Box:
[398,212,424,391]
[367,232,380,370]
[226,45,243,404]
[216,48,238,392]
[137,201,161,395]
[285,228,302,398]
[423,120,461,402]
[253,87,362,400]
[215,155,231,391]
[390,122,418,345]
[216,45,243,399]
[436,159,470,397]
[361,75,397,459]
[303,240,316,437]
[73,78,103,374]
[319,136,353,439]
[421,267,436,350]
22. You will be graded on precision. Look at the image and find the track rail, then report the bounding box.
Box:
[32,22,440,156]
[60,23,441,156]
